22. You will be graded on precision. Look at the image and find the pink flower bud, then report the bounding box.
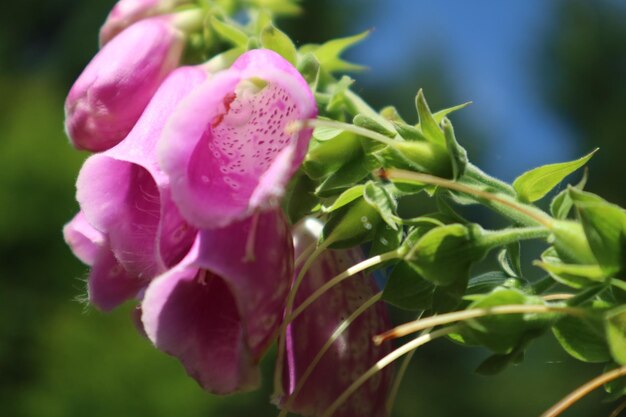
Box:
[99,0,184,46]
[141,210,293,394]
[280,219,394,417]
[159,49,317,229]
[65,16,185,152]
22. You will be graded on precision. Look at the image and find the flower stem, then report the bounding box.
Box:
[382,168,554,228]
[285,249,401,324]
[373,304,586,344]
[273,238,334,397]
[321,325,461,417]
[464,162,516,197]
[541,365,626,417]
[476,226,550,251]
[277,292,383,417]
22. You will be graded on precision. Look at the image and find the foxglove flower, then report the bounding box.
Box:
[160,49,317,229]
[76,66,206,282]
[141,210,293,393]
[99,0,186,46]
[280,219,393,417]
[63,212,145,311]
[65,16,186,152]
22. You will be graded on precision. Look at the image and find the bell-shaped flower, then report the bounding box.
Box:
[99,0,186,46]
[65,16,186,152]
[280,218,394,417]
[159,49,317,229]
[63,212,146,311]
[141,209,293,394]
[76,66,207,282]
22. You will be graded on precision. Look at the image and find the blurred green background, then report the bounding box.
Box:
[1,0,625,416]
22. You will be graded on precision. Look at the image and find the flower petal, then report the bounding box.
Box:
[196,209,293,357]
[76,66,205,278]
[160,49,317,228]
[142,243,260,394]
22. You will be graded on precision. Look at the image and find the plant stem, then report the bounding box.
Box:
[344,89,395,130]
[476,226,550,251]
[383,168,554,228]
[285,249,401,324]
[274,239,333,396]
[541,365,626,417]
[465,163,516,197]
[373,304,586,344]
[278,292,383,417]
[321,325,460,417]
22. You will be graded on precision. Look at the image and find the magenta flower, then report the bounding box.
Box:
[159,49,317,229]
[141,209,293,393]
[63,212,145,311]
[280,219,393,417]
[65,16,186,152]
[99,0,185,46]
[76,66,206,281]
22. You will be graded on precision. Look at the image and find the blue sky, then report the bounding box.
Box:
[345,0,580,181]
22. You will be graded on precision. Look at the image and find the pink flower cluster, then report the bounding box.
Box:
[63,1,392,414]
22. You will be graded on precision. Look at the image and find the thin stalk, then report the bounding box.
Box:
[321,325,461,417]
[465,162,516,197]
[344,89,395,130]
[289,119,400,148]
[373,304,586,344]
[476,226,550,251]
[609,397,626,417]
[285,249,401,324]
[277,292,383,417]
[383,168,555,229]
[273,239,334,396]
[541,365,626,417]
[542,294,575,302]
[385,312,426,415]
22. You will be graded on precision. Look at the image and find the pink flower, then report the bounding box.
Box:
[159,49,317,229]
[99,0,185,46]
[280,219,393,417]
[141,210,293,394]
[63,212,145,311]
[76,66,206,281]
[65,16,185,152]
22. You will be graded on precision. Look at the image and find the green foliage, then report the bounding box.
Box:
[606,306,626,365]
[300,31,369,73]
[260,23,297,64]
[512,149,597,203]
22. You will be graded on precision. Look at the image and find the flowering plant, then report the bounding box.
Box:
[62,1,626,416]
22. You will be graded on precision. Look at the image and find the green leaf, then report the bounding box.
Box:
[570,189,626,278]
[322,185,365,213]
[441,118,467,180]
[549,168,587,219]
[550,220,597,265]
[304,31,369,73]
[475,350,525,376]
[404,224,487,286]
[297,52,320,90]
[391,121,428,142]
[606,306,626,365]
[363,181,398,230]
[303,133,362,179]
[353,114,396,138]
[535,247,605,289]
[369,223,403,257]
[246,0,302,15]
[260,23,297,65]
[432,101,472,123]
[415,89,445,146]
[316,153,378,197]
[209,16,249,47]
[383,261,435,311]
[512,149,598,203]
[465,288,551,354]
[321,197,382,248]
[466,271,512,296]
[432,275,469,312]
[380,106,406,123]
[553,307,610,363]
[326,75,355,113]
[604,362,626,399]
[497,242,522,278]
[282,171,319,224]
